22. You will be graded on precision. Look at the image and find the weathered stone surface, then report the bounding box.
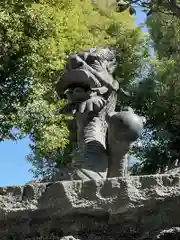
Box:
[1,174,180,239]
[56,48,146,181]
[155,227,180,239]
[166,166,180,175]
[60,236,81,240]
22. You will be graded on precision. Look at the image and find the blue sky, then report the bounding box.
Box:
[0,8,147,187]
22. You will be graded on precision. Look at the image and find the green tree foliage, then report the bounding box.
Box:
[129,11,180,174]
[0,0,148,178]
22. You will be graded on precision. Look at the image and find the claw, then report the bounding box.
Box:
[155,168,161,174]
[162,165,168,173]
[173,159,179,167]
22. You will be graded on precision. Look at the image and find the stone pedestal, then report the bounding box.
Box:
[1,174,180,239]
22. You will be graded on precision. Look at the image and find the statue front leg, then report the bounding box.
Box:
[107,107,146,178]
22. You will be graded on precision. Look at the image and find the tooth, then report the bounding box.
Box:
[91,86,108,94]
[72,109,76,114]
[98,98,105,108]
[94,99,101,109]
[86,101,93,112]
[79,102,86,113]
[101,98,106,104]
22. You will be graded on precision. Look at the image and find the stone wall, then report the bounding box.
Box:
[1,174,180,239]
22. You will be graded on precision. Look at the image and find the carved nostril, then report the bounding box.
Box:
[77,61,84,68]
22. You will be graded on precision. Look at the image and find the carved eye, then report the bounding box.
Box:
[68,55,84,69]
[86,54,100,65]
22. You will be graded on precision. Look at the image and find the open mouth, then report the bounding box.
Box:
[56,69,101,99]
[56,69,109,114]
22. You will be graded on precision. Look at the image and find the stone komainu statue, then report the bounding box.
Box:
[56,48,146,181]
